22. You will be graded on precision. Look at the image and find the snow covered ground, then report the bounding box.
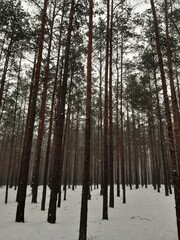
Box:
[0,185,177,240]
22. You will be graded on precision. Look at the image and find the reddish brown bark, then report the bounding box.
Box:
[47,0,75,223]
[79,0,93,239]
[41,0,65,211]
[15,0,48,223]
[150,0,180,238]
[164,0,180,172]
[31,1,56,204]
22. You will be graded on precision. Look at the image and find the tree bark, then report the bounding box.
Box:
[164,0,180,173]
[127,103,132,190]
[103,0,110,220]
[153,64,169,196]
[31,1,56,204]
[120,34,126,203]
[79,1,93,239]
[150,1,180,238]
[72,106,80,190]
[47,0,75,224]
[109,0,114,208]
[5,52,22,203]
[116,47,120,196]
[132,108,139,189]
[15,0,48,223]
[41,0,65,211]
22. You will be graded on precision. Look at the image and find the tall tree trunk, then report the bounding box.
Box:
[99,46,103,196]
[31,0,56,204]
[47,0,75,223]
[103,0,110,220]
[142,124,148,188]
[78,0,93,239]
[116,47,120,196]
[41,0,65,211]
[14,86,29,192]
[153,64,169,195]
[72,106,80,190]
[10,104,23,189]
[150,1,180,238]
[61,73,73,200]
[164,0,180,173]
[5,52,22,203]
[15,0,48,223]
[149,82,160,192]
[148,112,157,190]
[109,0,114,208]
[132,108,139,189]
[138,120,144,187]
[127,103,132,190]
[120,34,126,203]
[63,104,71,201]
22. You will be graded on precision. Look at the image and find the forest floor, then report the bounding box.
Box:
[0,185,177,240]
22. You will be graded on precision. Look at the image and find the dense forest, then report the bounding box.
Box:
[0,0,180,239]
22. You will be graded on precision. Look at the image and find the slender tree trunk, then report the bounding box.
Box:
[14,87,29,192]
[61,73,73,200]
[127,104,132,190]
[164,0,180,173]
[10,104,23,189]
[31,1,56,204]
[63,106,71,201]
[15,0,48,223]
[97,119,100,190]
[41,0,65,211]
[138,121,144,187]
[109,0,114,208]
[78,1,93,239]
[72,107,80,190]
[149,81,160,192]
[148,112,157,190]
[116,48,120,196]
[56,66,74,209]
[6,89,22,190]
[153,65,169,195]
[150,1,180,238]
[103,0,110,220]
[142,125,148,188]
[99,48,103,196]
[47,0,75,223]
[120,34,126,203]
[5,52,22,203]
[132,108,139,189]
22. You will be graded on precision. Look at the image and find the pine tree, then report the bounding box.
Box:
[150,0,180,237]
[15,0,48,223]
[78,1,93,239]
[102,0,110,221]
[47,0,75,224]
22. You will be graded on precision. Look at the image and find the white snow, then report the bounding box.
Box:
[0,186,177,240]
